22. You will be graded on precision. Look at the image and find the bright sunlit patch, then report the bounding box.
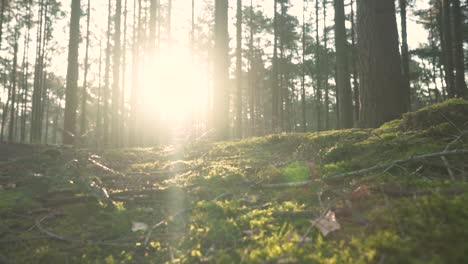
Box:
[140,45,209,126]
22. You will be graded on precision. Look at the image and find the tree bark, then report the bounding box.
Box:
[235,0,242,138]
[301,0,307,132]
[451,0,467,98]
[440,0,455,98]
[129,0,140,146]
[30,0,45,143]
[79,0,91,138]
[63,0,81,145]
[350,0,359,122]
[213,0,229,139]
[8,26,19,142]
[334,0,353,129]
[111,0,122,146]
[315,0,322,131]
[323,0,329,130]
[272,0,279,132]
[357,0,406,128]
[249,0,255,136]
[103,0,112,146]
[399,0,411,110]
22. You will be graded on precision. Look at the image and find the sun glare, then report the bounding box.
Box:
[140,45,209,126]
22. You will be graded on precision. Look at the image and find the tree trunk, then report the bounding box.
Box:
[43,88,50,143]
[20,5,31,143]
[0,0,5,53]
[235,0,242,138]
[350,0,359,122]
[103,0,112,146]
[129,0,140,146]
[30,0,45,143]
[96,40,103,147]
[120,0,128,147]
[8,27,19,142]
[301,0,307,132]
[357,0,406,128]
[213,0,229,139]
[440,0,455,97]
[323,0,329,130]
[399,0,411,110]
[111,0,122,146]
[80,0,91,138]
[38,2,50,142]
[272,0,279,132]
[451,0,467,98]
[63,0,81,145]
[334,0,353,129]
[249,0,255,136]
[315,0,322,131]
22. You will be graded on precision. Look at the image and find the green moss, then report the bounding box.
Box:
[400,99,468,131]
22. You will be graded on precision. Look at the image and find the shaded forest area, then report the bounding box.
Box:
[0,0,466,146]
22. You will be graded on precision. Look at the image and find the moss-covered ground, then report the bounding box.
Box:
[1,99,468,263]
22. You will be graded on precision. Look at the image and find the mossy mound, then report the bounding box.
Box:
[399,99,468,131]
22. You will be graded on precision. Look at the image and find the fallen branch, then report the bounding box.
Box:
[325,149,468,182]
[259,180,313,188]
[88,157,125,177]
[35,214,80,243]
[257,149,468,188]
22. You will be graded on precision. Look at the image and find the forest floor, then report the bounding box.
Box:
[1,99,468,263]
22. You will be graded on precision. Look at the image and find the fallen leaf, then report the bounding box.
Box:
[311,211,340,236]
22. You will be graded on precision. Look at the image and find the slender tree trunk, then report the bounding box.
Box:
[52,95,60,144]
[235,0,242,138]
[38,2,50,142]
[399,0,411,110]
[30,0,45,142]
[301,0,307,132]
[8,26,20,143]
[350,0,359,122]
[323,0,329,130]
[96,40,103,147]
[0,0,5,52]
[21,5,31,143]
[80,0,91,138]
[440,0,455,98]
[120,0,128,146]
[213,0,229,139]
[43,89,50,143]
[103,0,112,146]
[334,0,353,129]
[357,0,406,127]
[279,1,286,131]
[272,0,279,132]
[315,0,322,131]
[0,75,8,142]
[451,0,467,98]
[111,0,122,146]
[129,0,140,146]
[249,0,255,136]
[63,0,81,145]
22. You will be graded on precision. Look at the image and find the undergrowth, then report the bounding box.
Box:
[1,100,468,263]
